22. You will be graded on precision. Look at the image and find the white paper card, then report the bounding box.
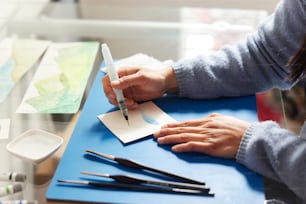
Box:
[0,119,10,140]
[100,53,173,72]
[98,101,176,144]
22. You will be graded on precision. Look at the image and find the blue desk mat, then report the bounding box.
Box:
[46,71,264,204]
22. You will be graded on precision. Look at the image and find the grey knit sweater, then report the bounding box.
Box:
[173,0,306,202]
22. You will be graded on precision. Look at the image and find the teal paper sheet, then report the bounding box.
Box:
[46,71,264,204]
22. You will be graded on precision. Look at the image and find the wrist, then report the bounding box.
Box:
[164,67,179,93]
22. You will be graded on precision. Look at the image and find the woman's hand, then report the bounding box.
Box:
[153,113,251,158]
[102,66,178,109]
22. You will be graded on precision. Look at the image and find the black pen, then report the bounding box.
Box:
[58,180,214,196]
[85,149,205,185]
[81,171,210,192]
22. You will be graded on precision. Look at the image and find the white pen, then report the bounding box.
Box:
[0,200,38,204]
[101,43,129,124]
[0,184,22,197]
[0,173,26,182]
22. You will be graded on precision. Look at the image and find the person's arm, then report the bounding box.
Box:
[236,121,306,201]
[173,0,306,99]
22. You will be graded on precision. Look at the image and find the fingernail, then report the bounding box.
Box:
[172,146,180,152]
[126,99,134,106]
[157,138,164,144]
[111,80,120,86]
[153,131,160,138]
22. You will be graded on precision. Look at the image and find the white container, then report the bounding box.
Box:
[6,129,63,164]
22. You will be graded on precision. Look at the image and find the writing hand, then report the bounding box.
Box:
[102,66,178,109]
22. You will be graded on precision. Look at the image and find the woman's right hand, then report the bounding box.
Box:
[102,66,178,109]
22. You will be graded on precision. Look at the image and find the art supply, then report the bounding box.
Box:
[85,149,205,185]
[0,173,26,182]
[0,184,22,197]
[16,42,99,114]
[0,200,38,204]
[81,171,210,192]
[0,38,50,103]
[98,101,176,144]
[6,129,63,164]
[0,119,10,140]
[57,180,213,196]
[101,43,129,125]
[100,53,173,73]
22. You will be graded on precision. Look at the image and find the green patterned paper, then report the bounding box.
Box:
[0,38,50,103]
[16,42,99,113]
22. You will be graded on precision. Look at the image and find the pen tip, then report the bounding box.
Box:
[124,116,129,126]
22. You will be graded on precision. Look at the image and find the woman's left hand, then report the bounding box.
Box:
[153,113,251,159]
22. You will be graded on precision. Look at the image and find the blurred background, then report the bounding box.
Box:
[0,0,305,203]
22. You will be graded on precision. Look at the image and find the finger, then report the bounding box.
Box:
[125,98,139,109]
[104,67,140,90]
[171,141,214,153]
[181,116,228,129]
[157,132,216,144]
[154,126,194,138]
[107,96,118,106]
[172,142,237,158]
[156,127,234,143]
[102,75,118,105]
[154,126,211,138]
[208,113,221,117]
[161,118,213,129]
[102,75,111,95]
[102,74,137,108]
[117,66,139,77]
[113,69,146,89]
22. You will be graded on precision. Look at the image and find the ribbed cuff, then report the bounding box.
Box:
[236,123,256,164]
[172,62,188,97]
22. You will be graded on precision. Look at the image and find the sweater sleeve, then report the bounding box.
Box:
[236,121,306,201]
[172,0,306,99]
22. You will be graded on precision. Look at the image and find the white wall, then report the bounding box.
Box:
[79,0,280,14]
[4,0,281,60]
[77,0,279,60]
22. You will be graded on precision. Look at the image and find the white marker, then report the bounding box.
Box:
[0,173,26,182]
[0,200,38,204]
[0,184,22,197]
[101,43,129,124]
